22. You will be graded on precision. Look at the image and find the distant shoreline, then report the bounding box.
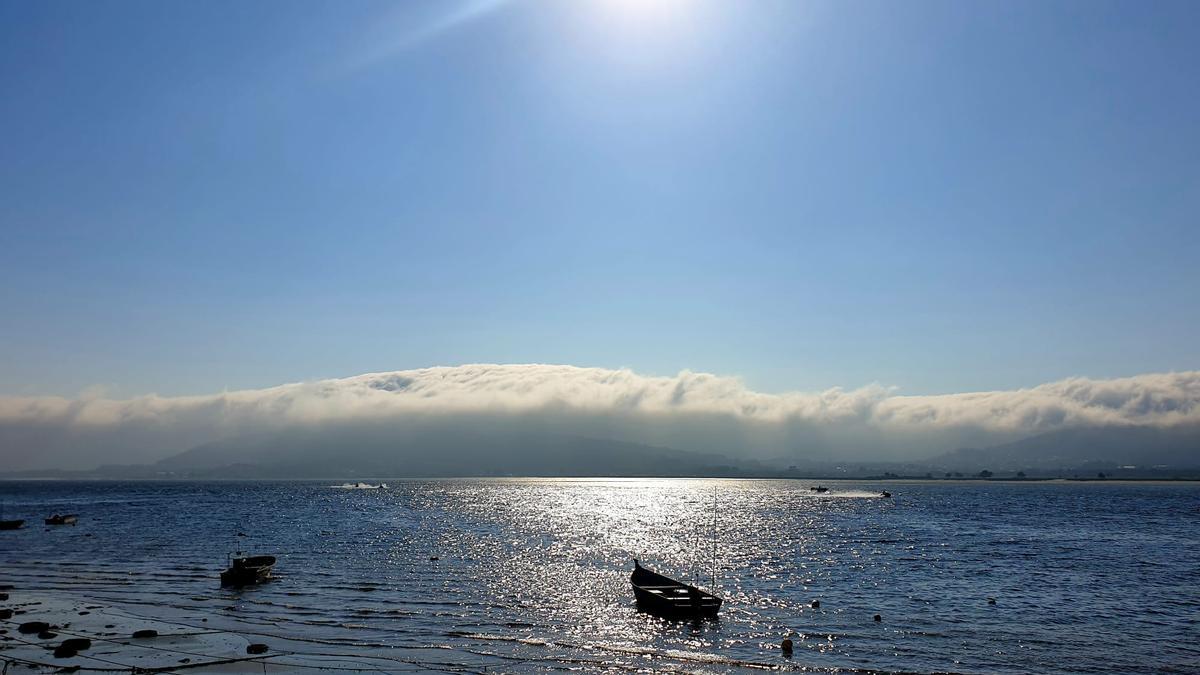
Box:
[1,474,1198,483]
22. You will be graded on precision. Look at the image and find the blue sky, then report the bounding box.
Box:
[1,0,1197,398]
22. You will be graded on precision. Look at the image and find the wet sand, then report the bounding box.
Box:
[0,588,484,673]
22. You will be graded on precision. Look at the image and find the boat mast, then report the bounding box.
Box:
[710,484,718,591]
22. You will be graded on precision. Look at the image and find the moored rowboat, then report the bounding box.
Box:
[630,560,722,619]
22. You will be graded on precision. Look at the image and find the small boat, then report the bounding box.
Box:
[810,486,829,493]
[880,491,892,498]
[45,514,78,525]
[630,560,722,619]
[220,555,276,586]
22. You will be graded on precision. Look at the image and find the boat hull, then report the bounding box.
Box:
[221,555,276,586]
[0,520,23,530]
[220,566,272,586]
[45,515,77,525]
[630,561,722,619]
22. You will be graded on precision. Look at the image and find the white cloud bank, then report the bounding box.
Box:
[2,365,1199,470]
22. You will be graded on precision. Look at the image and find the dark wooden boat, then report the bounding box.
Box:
[630,560,722,619]
[810,486,829,493]
[45,514,77,525]
[221,555,275,586]
[0,519,24,530]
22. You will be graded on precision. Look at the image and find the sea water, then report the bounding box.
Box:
[1,479,1197,673]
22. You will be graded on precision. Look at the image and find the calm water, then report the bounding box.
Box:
[1,479,1198,673]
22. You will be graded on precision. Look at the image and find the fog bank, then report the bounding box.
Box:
[2,364,1198,471]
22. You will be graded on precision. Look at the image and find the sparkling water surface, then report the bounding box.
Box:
[1,479,1198,673]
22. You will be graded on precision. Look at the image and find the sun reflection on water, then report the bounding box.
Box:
[4,479,1193,673]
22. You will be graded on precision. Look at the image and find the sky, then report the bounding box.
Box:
[1,0,1198,402]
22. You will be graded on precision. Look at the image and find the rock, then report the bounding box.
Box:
[53,645,77,659]
[18,621,50,634]
[246,643,269,655]
[60,638,91,651]
[38,631,58,640]
[131,629,158,639]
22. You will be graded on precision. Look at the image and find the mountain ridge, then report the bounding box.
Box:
[931,423,1200,471]
[3,422,1198,479]
[151,424,754,478]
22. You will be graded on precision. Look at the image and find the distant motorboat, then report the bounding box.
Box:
[630,560,722,619]
[880,491,892,498]
[333,482,388,490]
[45,514,77,525]
[221,555,276,586]
[810,486,829,493]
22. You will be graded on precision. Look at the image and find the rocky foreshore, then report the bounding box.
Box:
[0,588,464,673]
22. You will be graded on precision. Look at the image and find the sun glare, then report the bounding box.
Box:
[597,0,693,24]
[569,0,713,70]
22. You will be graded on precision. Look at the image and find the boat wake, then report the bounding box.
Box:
[806,490,893,498]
